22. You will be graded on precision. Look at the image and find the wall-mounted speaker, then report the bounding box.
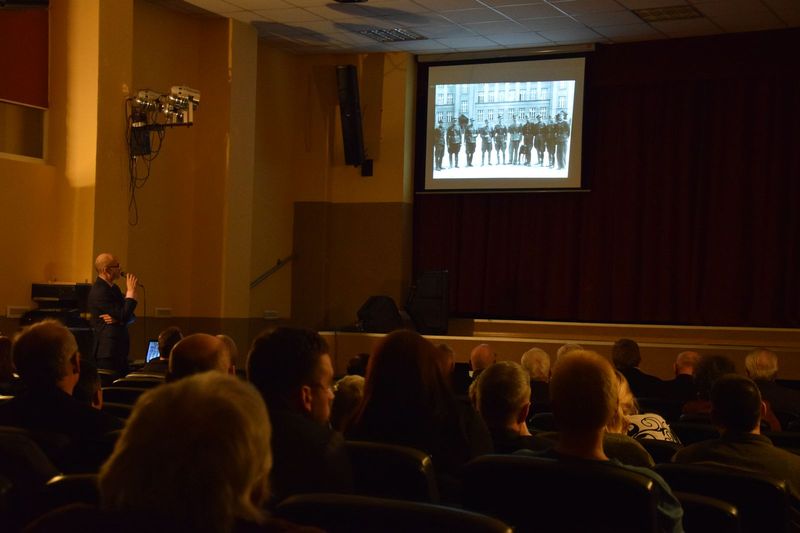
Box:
[336,64,365,167]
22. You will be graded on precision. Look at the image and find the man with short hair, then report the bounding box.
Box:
[664,350,700,402]
[247,327,352,502]
[140,326,183,374]
[520,350,683,532]
[612,338,664,399]
[555,343,583,362]
[0,320,122,470]
[474,361,551,454]
[166,333,234,382]
[674,374,800,498]
[520,346,551,411]
[744,348,800,416]
[88,253,138,376]
[470,343,496,380]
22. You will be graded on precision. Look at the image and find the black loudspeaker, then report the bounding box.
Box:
[406,271,449,335]
[357,295,403,333]
[336,64,365,166]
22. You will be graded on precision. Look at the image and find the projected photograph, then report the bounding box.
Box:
[421,57,586,192]
[432,81,575,176]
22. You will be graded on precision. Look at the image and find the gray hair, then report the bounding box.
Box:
[520,347,550,381]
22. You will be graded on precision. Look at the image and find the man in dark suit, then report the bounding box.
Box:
[88,253,138,376]
[612,338,664,399]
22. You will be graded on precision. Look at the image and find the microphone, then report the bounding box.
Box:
[121,271,145,288]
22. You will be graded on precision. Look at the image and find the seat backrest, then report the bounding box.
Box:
[112,377,163,390]
[101,387,147,405]
[102,402,133,420]
[673,491,741,533]
[35,473,100,518]
[655,462,791,533]
[462,455,658,533]
[636,397,684,423]
[96,369,118,388]
[275,493,512,533]
[669,421,719,445]
[345,440,440,503]
[638,438,683,464]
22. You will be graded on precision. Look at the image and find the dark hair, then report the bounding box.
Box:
[611,338,641,370]
[158,326,184,359]
[0,336,13,382]
[354,330,460,453]
[711,374,761,433]
[694,354,736,399]
[346,353,370,377]
[73,358,100,405]
[246,327,329,411]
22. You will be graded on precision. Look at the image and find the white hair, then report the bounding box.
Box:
[520,347,551,381]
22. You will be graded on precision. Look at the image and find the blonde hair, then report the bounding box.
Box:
[744,349,778,381]
[100,373,271,532]
[606,370,639,434]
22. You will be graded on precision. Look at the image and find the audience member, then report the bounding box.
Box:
[72,358,103,410]
[140,326,182,375]
[519,350,683,532]
[663,351,699,402]
[330,374,364,433]
[474,361,551,453]
[166,333,234,382]
[470,343,496,380]
[520,346,550,411]
[247,327,352,503]
[0,320,122,470]
[555,343,583,362]
[0,334,23,395]
[683,354,782,432]
[674,374,800,499]
[745,348,800,416]
[217,334,239,367]
[612,338,664,399]
[346,352,370,377]
[609,371,679,443]
[350,330,492,501]
[435,343,456,378]
[28,373,319,532]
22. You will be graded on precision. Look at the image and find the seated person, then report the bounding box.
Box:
[473,361,552,453]
[520,347,551,412]
[745,348,800,417]
[247,327,352,503]
[27,373,319,533]
[610,370,680,444]
[674,374,800,499]
[664,351,700,403]
[612,338,664,399]
[72,359,103,410]
[684,354,781,431]
[330,374,364,433]
[0,320,122,471]
[166,333,235,382]
[139,326,182,375]
[346,352,370,377]
[349,330,492,502]
[518,350,683,533]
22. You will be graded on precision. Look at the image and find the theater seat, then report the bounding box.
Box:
[102,402,133,420]
[35,473,100,519]
[655,462,798,533]
[345,440,439,503]
[637,439,682,464]
[674,491,740,533]
[275,493,512,533]
[111,377,163,390]
[101,387,147,405]
[462,454,658,532]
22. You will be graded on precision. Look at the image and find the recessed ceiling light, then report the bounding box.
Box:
[633,5,703,23]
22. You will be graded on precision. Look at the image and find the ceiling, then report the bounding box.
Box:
[172,0,799,54]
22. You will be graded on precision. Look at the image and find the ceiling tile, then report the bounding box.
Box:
[575,9,643,26]
[413,0,485,10]
[228,10,265,22]
[304,4,370,20]
[410,22,477,38]
[549,0,633,16]
[520,16,586,30]
[649,16,722,38]
[284,0,331,6]
[485,31,552,46]
[441,7,509,23]
[388,40,454,51]
[616,0,691,8]
[464,20,529,35]
[436,35,503,49]
[227,0,292,9]
[253,7,323,22]
[495,3,563,19]
[594,22,665,41]
[693,0,771,17]
[712,11,787,33]
[536,26,606,42]
[184,0,242,13]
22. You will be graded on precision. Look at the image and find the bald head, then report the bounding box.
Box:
[675,351,700,376]
[168,334,233,382]
[95,253,116,274]
[470,344,496,372]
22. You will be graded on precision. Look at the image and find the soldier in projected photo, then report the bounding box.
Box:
[533,115,546,166]
[508,115,522,165]
[521,115,534,166]
[446,117,463,169]
[433,119,445,171]
[493,115,508,165]
[478,119,493,166]
[555,111,571,170]
[464,118,477,167]
[544,117,556,168]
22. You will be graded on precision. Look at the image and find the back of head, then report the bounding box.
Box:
[607,370,638,434]
[555,343,583,361]
[13,320,76,389]
[675,351,700,375]
[470,343,495,371]
[246,327,329,412]
[744,349,778,381]
[550,350,617,434]
[0,335,13,381]
[157,327,183,360]
[520,347,550,381]
[346,353,370,377]
[216,335,239,367]
[694,354,736,399]
[99,373,271,533]
[710,374,762,434]
[167,334,231,382]
[475,361,530,429]
[611,338,641,370]
[330,374,365,433]
[359,330,451,430]
[435,343,455,377]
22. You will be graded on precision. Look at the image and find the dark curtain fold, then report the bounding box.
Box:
[413,29,800,327]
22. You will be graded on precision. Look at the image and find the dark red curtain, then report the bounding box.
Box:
[0,9,48,108]
[413,29,800,327]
